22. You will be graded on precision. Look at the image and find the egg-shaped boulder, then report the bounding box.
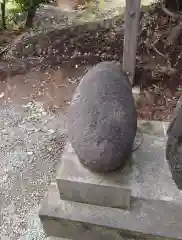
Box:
[68,61,137,172]
[166,96,182,190]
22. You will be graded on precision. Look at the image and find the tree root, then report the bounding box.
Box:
[167,22,182,46]
[152,40,165,58]
[162,4,182,47]
[162,3,182,20]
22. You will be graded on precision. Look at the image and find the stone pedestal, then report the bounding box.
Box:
[39,120,182,240]
[56,142,131,209]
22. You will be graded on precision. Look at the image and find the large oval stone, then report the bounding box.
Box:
[68,62,137,172]
[166,96,182,190]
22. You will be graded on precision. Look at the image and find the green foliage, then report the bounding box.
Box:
[12,0,52,27]
[13,0,51,11]
[0,0,6,29]
[6,7,26,29]
[0,0,54,30]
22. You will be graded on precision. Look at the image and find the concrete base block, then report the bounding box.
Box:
[57,177,131,209]
[56,141,132,209]
[56,121,182,209]
[39,183,182,240]
[39,120,182,239]
[137,120,169,138]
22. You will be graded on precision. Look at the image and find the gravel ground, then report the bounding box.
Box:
[0,102,68,240]
[0,100,135,240]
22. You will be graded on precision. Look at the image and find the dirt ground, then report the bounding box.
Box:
[1,3,182,121]
[0,66,88,112]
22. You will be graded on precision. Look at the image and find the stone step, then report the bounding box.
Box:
[56,141,131,209]
[56,121,182,210]
[39,183,182,240]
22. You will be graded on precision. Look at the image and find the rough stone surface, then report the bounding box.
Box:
[39,183,182,240]
[166,97,182,190]
[68,62,137,172]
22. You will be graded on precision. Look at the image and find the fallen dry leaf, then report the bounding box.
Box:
[0,92,5,99]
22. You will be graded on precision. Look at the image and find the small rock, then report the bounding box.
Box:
[27,151,33,156]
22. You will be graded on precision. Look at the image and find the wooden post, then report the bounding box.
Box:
[123,0,141,84]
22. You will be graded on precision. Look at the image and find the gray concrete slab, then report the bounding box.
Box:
[39,183,182,240]
[56,121,182,208]
[56,142,131,209]
[57,178,131,209]
[101,132,181,201]
[137,120,169,138]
